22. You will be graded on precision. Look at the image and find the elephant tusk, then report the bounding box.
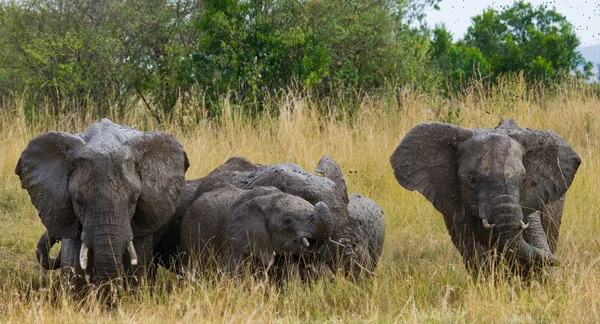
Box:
[520,220,530,230]
[79,243,89,270]
[482,219,495,230]
[301,237,310,248]
[353,260,376,276]
[127,241,139,266]
[328,238,346,248]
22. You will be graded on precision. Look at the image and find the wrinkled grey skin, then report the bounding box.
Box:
[199,157,353,272]
[155,156,386,277]
[314,156,386,274]
[17,119,189,293]
[390,119,580,275]
[180,184,331,275]
[347,194,386,273]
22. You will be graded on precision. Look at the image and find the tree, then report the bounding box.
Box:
[463,1,593,81]
[429,25,490,91]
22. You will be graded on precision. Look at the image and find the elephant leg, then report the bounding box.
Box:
[127,235,155,288]
[60,238,87,295]
[445,208,489,276]
[541,196,565,252]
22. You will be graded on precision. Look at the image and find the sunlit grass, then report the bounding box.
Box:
[1,80,599,322]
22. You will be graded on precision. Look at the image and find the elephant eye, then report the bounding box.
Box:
[73,194,86,205]
[282,217,293,226]
[468,174,477,184]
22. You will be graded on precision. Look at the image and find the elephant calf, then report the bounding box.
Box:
[179,184,332,276]
[155,156,387,279]
[390,119,581,276]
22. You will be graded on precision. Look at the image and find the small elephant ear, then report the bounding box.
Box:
[15,132,85,239]
[390,123,473,217]
[126,131,190,237]
[504,121,581,210]
[230,194,275,260]
[314,156,349,204]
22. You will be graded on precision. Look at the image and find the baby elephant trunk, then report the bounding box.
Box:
[312,202,332,241]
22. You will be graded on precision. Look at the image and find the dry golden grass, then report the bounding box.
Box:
[1,81,599,322]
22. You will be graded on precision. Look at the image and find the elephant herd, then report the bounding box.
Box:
[15,118,580,297]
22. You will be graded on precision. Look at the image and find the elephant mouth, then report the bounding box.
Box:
[478,217,557,267]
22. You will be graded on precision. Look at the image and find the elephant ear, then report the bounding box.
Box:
[127,131,190,237]
[389,123,473,218]
[315,156,349,204]
[15,132,85,239]
[502,121,581,210]
[230,193,276,266]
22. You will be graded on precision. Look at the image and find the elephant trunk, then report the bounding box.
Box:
[481,194,556,267]
[36,231,61,270]
[90,227,126,283]
[81,211,134,285]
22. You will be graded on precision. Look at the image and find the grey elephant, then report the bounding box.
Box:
[390,119,580,275]
[179,184,332,275]
[154,156,386,277]
[16,118,189,293]
[314,157,386,273]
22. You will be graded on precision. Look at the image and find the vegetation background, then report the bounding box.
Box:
[0,0,599,322]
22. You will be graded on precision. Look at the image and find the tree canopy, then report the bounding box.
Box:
[430,1,593,91]
[0,0,594,117]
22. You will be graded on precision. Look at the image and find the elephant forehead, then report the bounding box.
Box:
[460,133,525,176]
[80,119,143,148]
[74,145,134,163]
[273,194,313,213]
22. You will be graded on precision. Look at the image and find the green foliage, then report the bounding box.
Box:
[430,26,490,91]
[0,0,200,117]
[0,0,594,116]
[193,0,439,110]
[429,1,594,92]
[462,1,592,82]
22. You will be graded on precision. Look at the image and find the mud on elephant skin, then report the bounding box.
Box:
[179,184,332,276]
[181,156,353,273]
[155,155,386,278]
[390,119,580,276]
[17,118,189,294]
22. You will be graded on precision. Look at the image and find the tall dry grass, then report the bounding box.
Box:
[0,80,599,322]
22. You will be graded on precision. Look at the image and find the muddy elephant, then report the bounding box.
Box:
[179,184,331,276]
[390,119,580,275]
[314,156,386,273]
[17,118,189,293]
[154,156,386,277]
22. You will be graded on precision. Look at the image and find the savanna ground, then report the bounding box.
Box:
[1,80,599,322]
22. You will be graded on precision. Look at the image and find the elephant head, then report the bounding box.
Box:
[16,119,189,286]
[390,119,580,273]
[181,184,332,275]
[244,194,331,261]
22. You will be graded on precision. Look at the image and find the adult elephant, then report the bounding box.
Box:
[17,118,189,293]
[180,184,332,276]
[390,119,580,275]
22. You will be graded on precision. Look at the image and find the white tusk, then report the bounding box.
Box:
[328,238,346,248]
[127,241,139,266]
[79,243,89,270]
[353,260,376,276]
[482,219,496,230]
[520,220,530,230]
[301,237,310,248]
